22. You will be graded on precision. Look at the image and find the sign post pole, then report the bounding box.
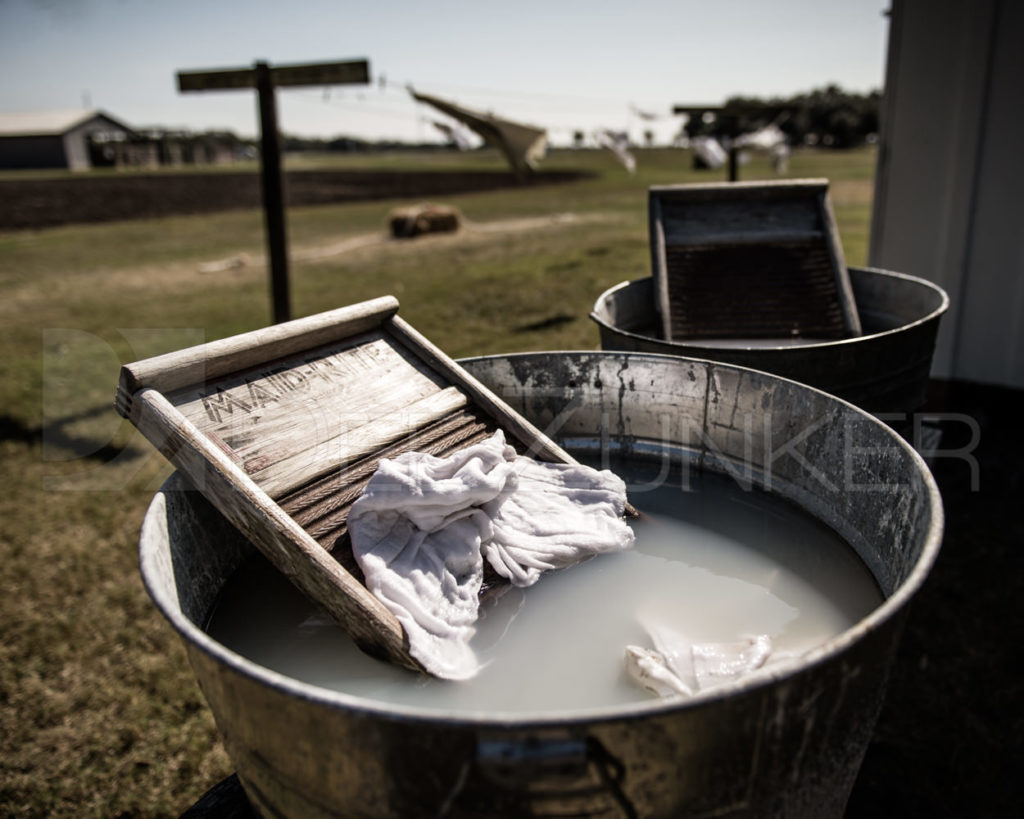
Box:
[253,61,290,324]
[177,59,370,323]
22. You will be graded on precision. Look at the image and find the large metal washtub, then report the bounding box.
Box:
[590,267,949,418]
[140,352,943,818]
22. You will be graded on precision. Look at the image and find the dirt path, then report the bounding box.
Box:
[0,210,625,320]
[199,211,624,270]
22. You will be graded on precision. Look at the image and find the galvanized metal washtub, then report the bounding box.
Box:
[590,266,949,417]
[140,351,943,819]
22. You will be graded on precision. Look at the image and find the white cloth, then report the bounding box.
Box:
[692,135,728,169]
[349,431,634,679]
[410,89,548,176]
[625,622,774,698]
[594,129,636,173]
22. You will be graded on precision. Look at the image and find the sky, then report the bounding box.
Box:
[0,0,891,147]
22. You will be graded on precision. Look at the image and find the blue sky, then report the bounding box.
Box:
[0,0,890,145]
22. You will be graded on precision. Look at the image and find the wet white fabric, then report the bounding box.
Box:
[481,455,635,587]
[625,622,774,698]
[349,430,634,680]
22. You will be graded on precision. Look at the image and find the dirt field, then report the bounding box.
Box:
[0,168,589,231]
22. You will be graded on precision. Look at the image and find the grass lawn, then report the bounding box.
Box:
[0,145,877,815]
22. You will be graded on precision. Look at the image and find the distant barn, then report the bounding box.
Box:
[0,109,136,171]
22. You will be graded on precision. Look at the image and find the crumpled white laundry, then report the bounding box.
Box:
[349,430,634,679]
[625,621,774,698]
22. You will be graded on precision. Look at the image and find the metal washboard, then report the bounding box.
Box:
[649,179,862,342]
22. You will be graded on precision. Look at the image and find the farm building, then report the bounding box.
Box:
[0,108,141,171]
[0,109,249,171]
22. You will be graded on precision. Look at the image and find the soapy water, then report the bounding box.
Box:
[206,463,881,715]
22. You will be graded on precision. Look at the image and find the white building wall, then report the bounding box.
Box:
[870,0,1024,388]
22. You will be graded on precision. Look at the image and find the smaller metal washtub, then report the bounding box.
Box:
[590,267,948,418]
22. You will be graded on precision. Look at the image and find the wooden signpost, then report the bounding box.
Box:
[673,103,798,182]
[177,59,370,324]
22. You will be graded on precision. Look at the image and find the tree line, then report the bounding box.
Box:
[685,84,881,149]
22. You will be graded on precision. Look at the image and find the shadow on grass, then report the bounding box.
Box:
[514,313,576,333]
[0,407,144,462]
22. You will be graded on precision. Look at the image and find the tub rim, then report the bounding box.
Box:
[589,266,950,354]
[139,350,944,729]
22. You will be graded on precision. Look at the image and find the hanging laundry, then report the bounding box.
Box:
[595,129,636,173]
[409,88,548,177]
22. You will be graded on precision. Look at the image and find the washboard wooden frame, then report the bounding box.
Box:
[116,296,575,673]
[649,179,862,342]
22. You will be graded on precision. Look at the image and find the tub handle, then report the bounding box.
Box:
[439,734,638,818]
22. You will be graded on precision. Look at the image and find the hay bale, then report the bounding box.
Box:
[389,203,461,238]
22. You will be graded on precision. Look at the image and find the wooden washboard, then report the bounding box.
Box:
[649,179,861,342]
[116,296,575,673]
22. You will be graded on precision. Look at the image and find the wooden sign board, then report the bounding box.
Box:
[648,179,862,342]
[116,296,573,672]
[177,59,370,92]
